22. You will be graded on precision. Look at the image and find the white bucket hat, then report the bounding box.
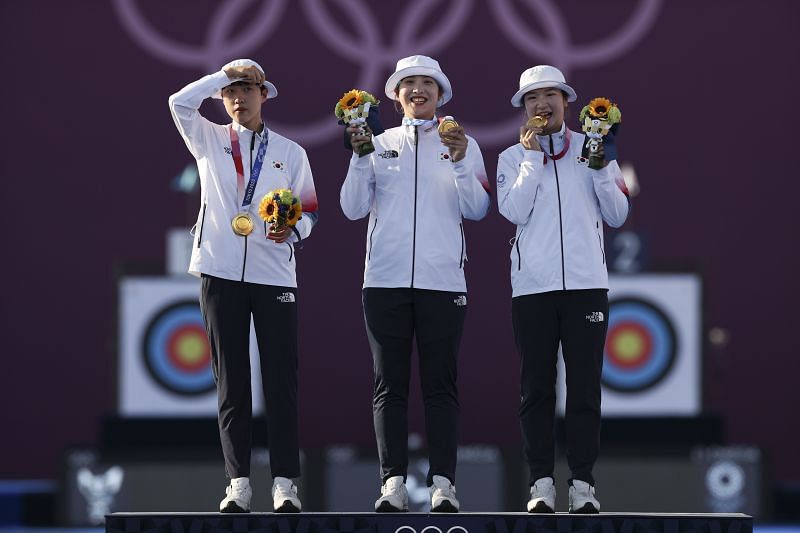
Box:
[384,55,452,107]
[510,65,576,107]
[213,58,278,99]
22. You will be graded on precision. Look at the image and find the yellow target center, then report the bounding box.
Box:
[176,332,207,363]
[612,331,644,362]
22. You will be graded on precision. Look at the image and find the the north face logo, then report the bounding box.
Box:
[277,292,295,303]
[585,311,604,323]
[378,150,399,159]
[453,295,467,307]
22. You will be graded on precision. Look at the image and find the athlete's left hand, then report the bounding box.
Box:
[268,226,292,243]
[440,126,468,163]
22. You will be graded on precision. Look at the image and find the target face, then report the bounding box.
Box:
[141,300,214,396]
[603,298,677,392]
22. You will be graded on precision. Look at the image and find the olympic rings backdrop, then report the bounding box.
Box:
[556,273,701,415]
[118,277,265,416]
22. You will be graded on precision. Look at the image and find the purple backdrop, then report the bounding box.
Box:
[1,0,798,486]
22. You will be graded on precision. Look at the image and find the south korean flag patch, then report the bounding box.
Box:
[272,160,286,171]
[438,152,451,161]
[576,155,590,166]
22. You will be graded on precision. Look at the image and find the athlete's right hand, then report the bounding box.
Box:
[520,124,543,151]
[347,123,372,155]
[224,65,264,86]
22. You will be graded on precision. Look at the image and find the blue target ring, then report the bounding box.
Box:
[142,300,215,396]
[602,298,677,393]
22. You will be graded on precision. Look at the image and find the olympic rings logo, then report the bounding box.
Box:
[396,526,469,533]
[112,0,662,147]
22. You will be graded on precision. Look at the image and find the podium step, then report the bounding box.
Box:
[107,511,752,533]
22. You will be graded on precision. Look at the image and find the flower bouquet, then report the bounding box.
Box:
[258,188,302,234]
[334,89,381,156]
[579,97,621,170]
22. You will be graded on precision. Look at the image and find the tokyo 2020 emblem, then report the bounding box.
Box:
[603,297,678,393]
[141,300,214,396]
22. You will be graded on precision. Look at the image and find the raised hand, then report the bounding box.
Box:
[439,125,468,162]
[224,65,264,86]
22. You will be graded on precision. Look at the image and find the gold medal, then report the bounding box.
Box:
[438,116,459,134]
[527,115,548,129]
[231,213,254,236]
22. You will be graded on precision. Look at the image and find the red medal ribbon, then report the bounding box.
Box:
[542,129,571,165]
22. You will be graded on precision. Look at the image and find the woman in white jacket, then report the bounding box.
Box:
[341,55,490,512]
[497,65,630,514]
[169,58,317,514]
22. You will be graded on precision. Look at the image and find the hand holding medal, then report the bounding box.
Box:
[438,115,468,162]
[520,115,547,151]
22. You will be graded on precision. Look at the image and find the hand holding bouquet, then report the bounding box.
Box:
[335,89,382,156]
[258,188,302,239]
[579,97,622,170]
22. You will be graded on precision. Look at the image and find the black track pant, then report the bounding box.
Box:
[200,274,300,480]
[512,289,608,486]
[363,288,466,486]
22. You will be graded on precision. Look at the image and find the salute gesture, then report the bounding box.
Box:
[224,64,265,86]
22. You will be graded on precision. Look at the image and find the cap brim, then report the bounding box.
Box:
[384,67,452,107]
[510,81,576,107]
[213,80,278,100]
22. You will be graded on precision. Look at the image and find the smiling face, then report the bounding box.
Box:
[523,86,569,135]
[396,75,442,120]
[222,81,267,131]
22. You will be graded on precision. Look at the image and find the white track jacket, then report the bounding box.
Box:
[497,124,629,297]
[341,123,491,292]
[169,70,319,287]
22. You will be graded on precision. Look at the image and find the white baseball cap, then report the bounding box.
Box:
[213,58,278,99]
[510,65,576,107]
[384,55,452,107]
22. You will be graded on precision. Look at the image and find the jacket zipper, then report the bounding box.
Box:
[196,203,207,248]
[368,217,378,261]
[459,222,465,268]
[240,133,256,282]
[241,235,248,281]
[551,135,566,290]
[286,242,293,262]
[410,126,419,288]
[515,228,523,271]
[596,221,605,264]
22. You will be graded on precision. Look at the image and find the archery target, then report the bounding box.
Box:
[602,298,677,392]
[141,300,214,396]
[556,273,701,415]
[119,277,264,416]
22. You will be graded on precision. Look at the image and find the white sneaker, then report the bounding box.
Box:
[272,476,302,513]
[527,477,555,513]
[220,477,251,513]
[569,479,600,513]
[374,475,408,512]
[430,475,459,512]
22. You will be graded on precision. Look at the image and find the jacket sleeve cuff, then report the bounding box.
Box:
[521,150,543,170]
[211,70,234,93]
[349,151,371,168]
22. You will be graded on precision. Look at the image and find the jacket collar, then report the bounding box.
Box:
[403,116,439,135]
[231,120,268,141]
